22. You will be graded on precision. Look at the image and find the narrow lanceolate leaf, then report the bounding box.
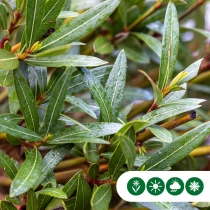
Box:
[39,0,121,51]
[25,0,45,48]
[181,26,210,39]
[37,184,52,210]
[143,122,210,171]
[36,188,67,199]
[35,66,47,95]
[78,67,112,122]
[26,189,38,210]
[158,2,179,90]
[1,201,17,210]
[138,99,204,131]
[74,174,91,210]
[45,198,66,210]
[25,55,107,67]
[50,123,123,141]
[14,70,39,133]
[33,145,72,189]
[149,125,173,143]
[0,49,19,70]
[63,170,81,198]
[65,95,97,119]
[0,119,42,141]
[36,0,65,41]
[0,149,18,180]
[120,136,136,170]
[44,68,72,134]
[109,143,126,180]
[10,148,43,197]
[178,59,203,85]
[49,136,109,145]
[0,113,22,124]
[0,69,13,87]
[0,3,7,29]
[68,65,112,95]
[105,50,127,121]
[91,184,112,210]
[132,33,162,57]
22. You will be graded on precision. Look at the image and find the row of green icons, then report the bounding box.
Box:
[127,177,204,196]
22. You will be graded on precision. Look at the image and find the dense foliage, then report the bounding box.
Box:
[0,0,210,209]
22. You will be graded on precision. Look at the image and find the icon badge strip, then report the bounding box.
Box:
[117,171,210,202]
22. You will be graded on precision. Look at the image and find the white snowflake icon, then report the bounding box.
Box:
[189,181,200,192]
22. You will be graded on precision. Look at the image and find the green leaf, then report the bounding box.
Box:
[36,0,66,41]
[0,113,22,124]
[5,195,24,205]
[35,66,47,95]
[25,0,45,48]
[143,121,210,171]
[132,32,162,57]
[25,55,107,67]
[118,0,128,26]
[148,125,173,143]
[109,143,126,180]
[0,118,42,141]
[83,143,99,163]
[65,197,76,210]
[105,50,127,121]
[58,11,79,18]
[0,49,19,70]
[0,149,19,179]
[93,36,114,55]
[162,83,186,104]
[78,67,112,122]
[0,3,7,29]
[68,65,112,95]
[1,201,16,210]
[48,136,109,145]
[10,148,43,197]
[33,145,72,189]
[45,198,67,210]
[0,69,13,87]
[91,184,112,210]
[14,70,40,133]
[118,36,150,64]
[6,134,20,146]
[158,2,179,90]
[181,26,210,39]
[178,59,203,85]
[44,68,72,134]
[88,163,99,180]
[26,189,38,210]
[37,184,52,210]
[36,188,67,199]
[139,70,163,105]
[8,84,20,114]
[39,0,121,51]
[62,170,81,198]
[73,174,91,210]
[120,135,136,170]
[32,44,72,58]
[46,67,65,94]
[50,122,123,141]
[138,99,204,131]
[65,95,97,119]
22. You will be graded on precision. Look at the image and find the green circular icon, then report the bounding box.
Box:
[147,177,165,196]
[186,177,204,196]
[127,177,145,196]
[166,177,184,196]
